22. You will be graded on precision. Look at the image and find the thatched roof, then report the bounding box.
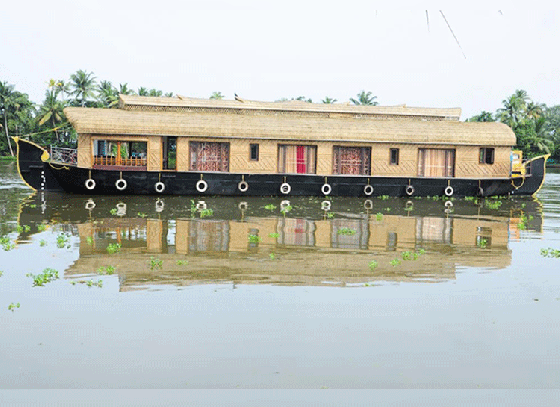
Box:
[118,94,462,121]
[65,101,516,146]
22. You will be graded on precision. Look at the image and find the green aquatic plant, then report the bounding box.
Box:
[97,266,115,275]
[248,234,262,243]
[0,270,3,277]
[56,233,70,249]
[17,225,31,233]
[518,214,528,230]
[1,235,14,251]
[39,239,47,247]
[109,208,118,215]
[149,257,163,270]
[176,260,189,266]
[86,236,94,245]
[337,228,356,236]
[477,238,488,248]
[8,303,20,311]
[268,232,280,239]
[376,213,383,221]
[280,205,292,215]
[269,253,276,260]
[106,243,121,254]
[390,259,401,267]
[137,212,147,218]
[484,200,502,210]
[199,208,214,218]
[30,204,37,208]
[326,212,335,219]
[72,279,103,288]
[368,260,378,270]
[37,224,47,232]
[380,195,390,200]
[540,248,560,258]
[264,204,277,211]
[26,268,59,287]
[402,251,412,260]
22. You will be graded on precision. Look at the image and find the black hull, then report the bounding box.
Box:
[15,138,547,198]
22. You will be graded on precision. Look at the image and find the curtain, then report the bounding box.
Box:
[418,149,455,177]
[190,142,230,172]
[278,145,317,174]
[333,146,371,175]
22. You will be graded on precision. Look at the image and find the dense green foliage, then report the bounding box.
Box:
[467,89,560,159]
[0,71,175,155]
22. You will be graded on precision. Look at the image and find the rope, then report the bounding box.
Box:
[22,123,70,138]
[511,176,525,190]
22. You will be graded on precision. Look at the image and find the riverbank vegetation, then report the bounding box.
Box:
[1,72,559,160]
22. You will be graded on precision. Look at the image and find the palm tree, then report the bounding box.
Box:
[97,81,118,108]
[137,87,149,96]
[209,92,224,100]
[322,97,337,104]
[526,101,545,120]
[164,92,174,97]
[0,81,35,155]
[118,83,135,96]
[148,89,162,97]
[69,70,97,107]
[350,91,378,106]
[37,89,65,141]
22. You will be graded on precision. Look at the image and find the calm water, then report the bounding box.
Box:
[1,160,560,390]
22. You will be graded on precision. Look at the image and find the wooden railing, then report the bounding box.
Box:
[94,156,147,167]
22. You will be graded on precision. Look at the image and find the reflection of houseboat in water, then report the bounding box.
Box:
[15,94,547,198]
[15,196,535,290]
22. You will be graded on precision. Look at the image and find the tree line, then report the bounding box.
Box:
[1,71,558,160]
[467,89,560,159]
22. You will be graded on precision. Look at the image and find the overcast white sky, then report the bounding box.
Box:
[1,1,559,119]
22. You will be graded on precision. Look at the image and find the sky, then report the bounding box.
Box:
[1,1,559,119]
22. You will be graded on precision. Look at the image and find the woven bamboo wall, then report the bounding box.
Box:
[455,146,511,178]
[147,136,162,171]
[166,137,513,178]
[176,137,189,172]
[77,134,92,169]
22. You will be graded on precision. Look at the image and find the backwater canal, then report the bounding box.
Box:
[1,160,559,389]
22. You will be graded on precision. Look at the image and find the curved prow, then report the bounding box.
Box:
[13,137,64,192]
[511,154,549,196]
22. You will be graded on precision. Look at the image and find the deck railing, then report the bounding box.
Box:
[93,156,147,167]
[50,146,77,165]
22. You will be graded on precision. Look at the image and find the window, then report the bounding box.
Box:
[278,145,317,174]
[417,149,455,177]
[250,144,259,161]
[479,148,495,164]
[190,142,230,172]
[390,148,399,165]
[332,146,371,175]
[93,140,147,167]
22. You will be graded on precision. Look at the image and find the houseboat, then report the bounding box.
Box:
[14,94,547,197]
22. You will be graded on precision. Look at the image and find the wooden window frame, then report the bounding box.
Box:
[390,148,399,165]
[479,148,495,165]
[250,144,259,161]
